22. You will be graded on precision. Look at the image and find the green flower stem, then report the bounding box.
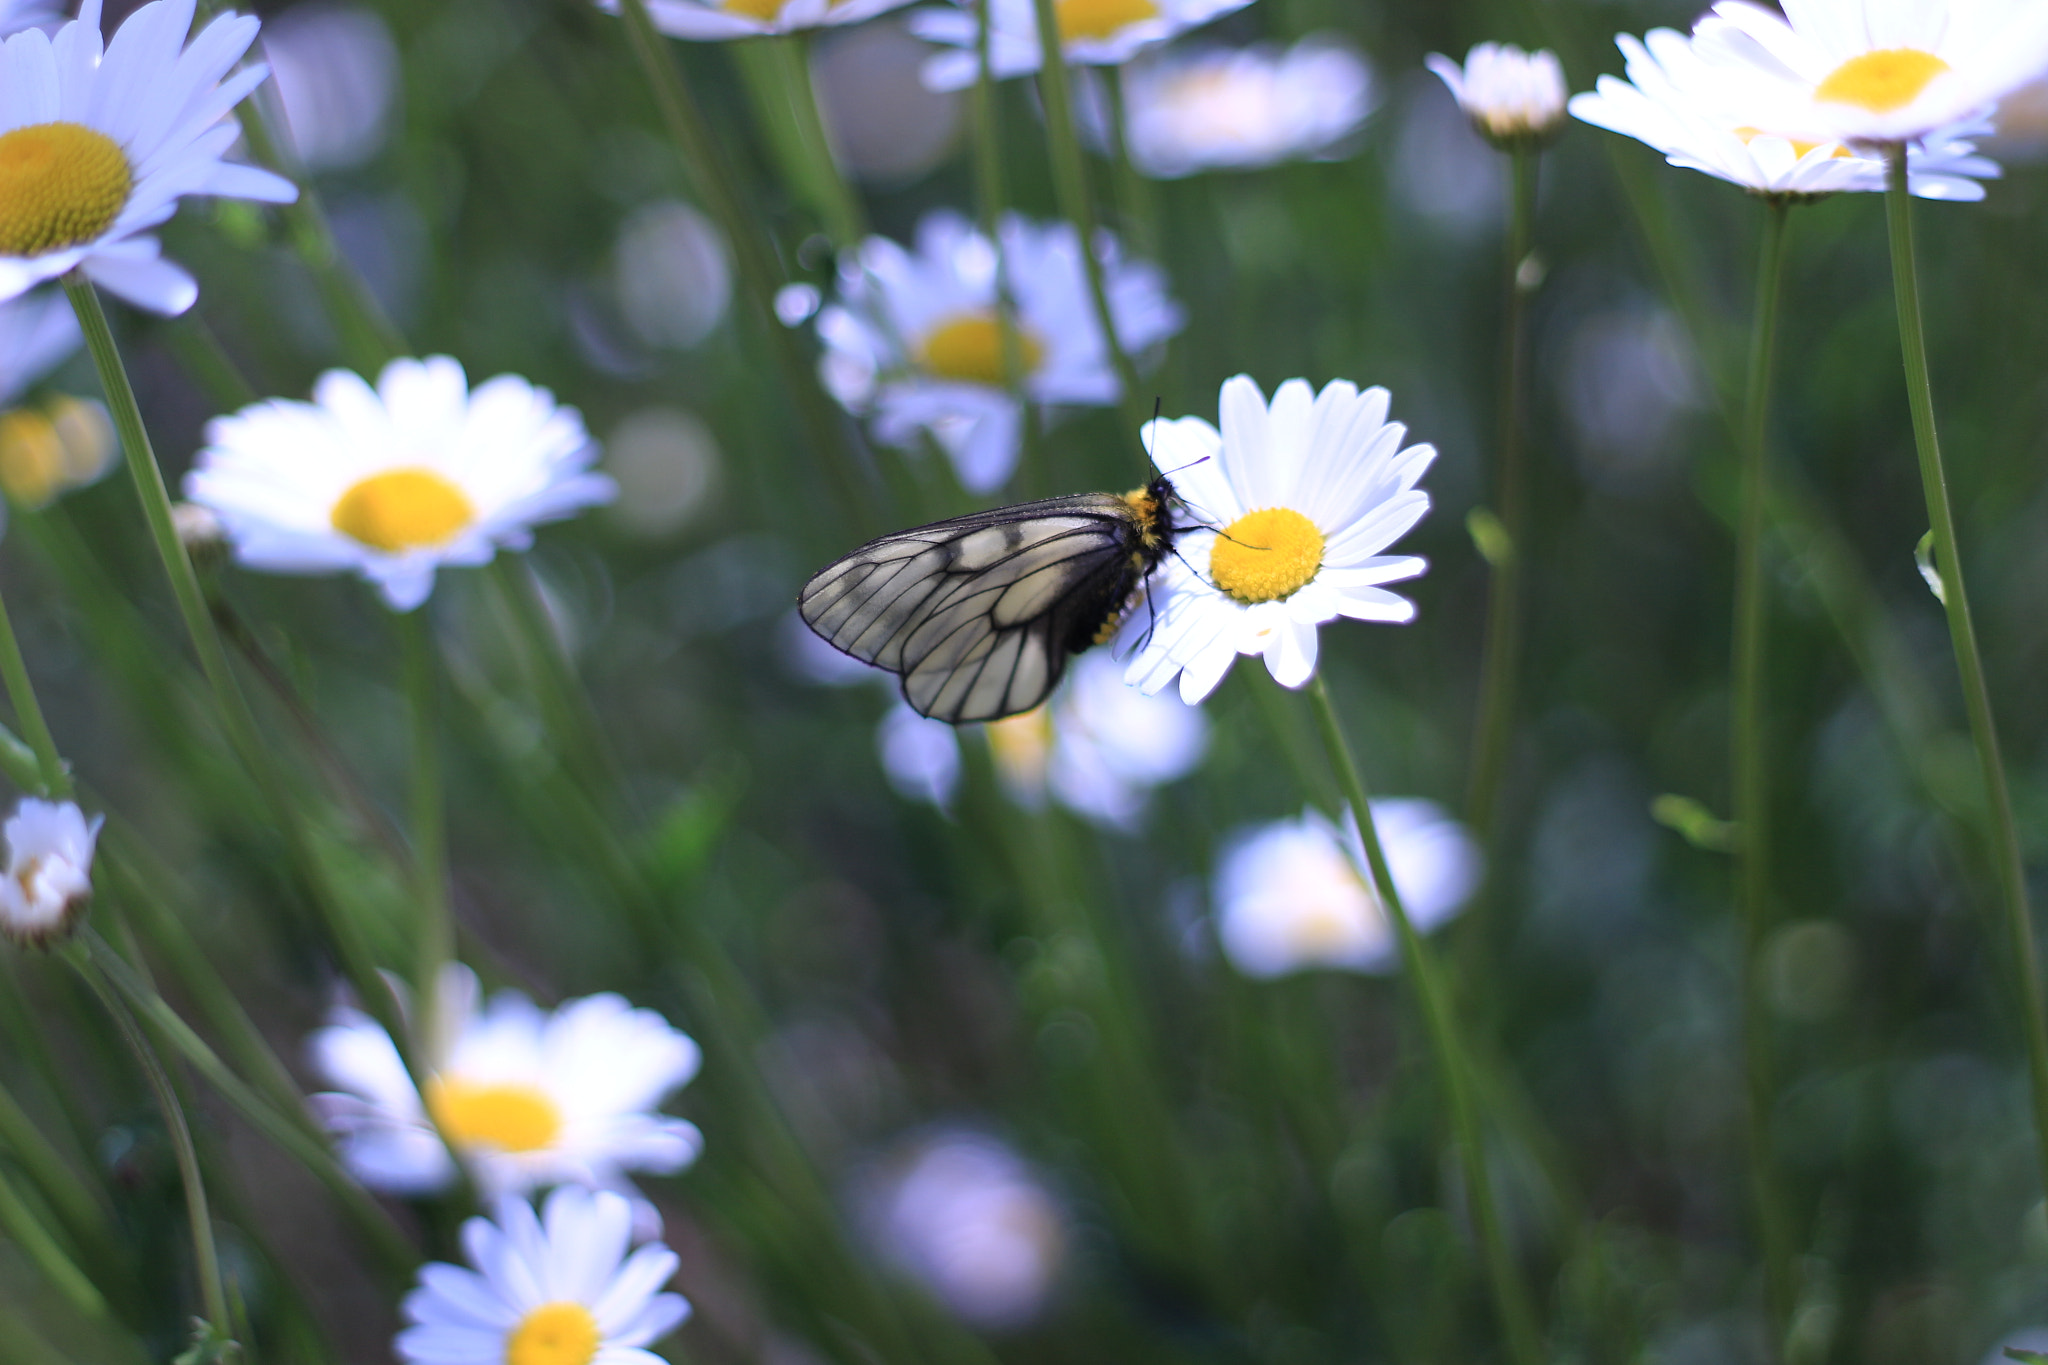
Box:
[80,927,417,1277]
[614,0,880,529]
[63,274,412,1067]
[0,717,43,794]
[969,6,1039,485]
[1306,674,1543,1365]
[1100,71,1158,258]
[1025,1,1149,435]
[0,1076,116,1279]
[65,942,230,1339]
[227,97,404,374]
[0,1157,111,1324]
[1466,148,1539,843]
[1884,147,2048,1198]
[733,36,865,250]
[0,587,67,798]
[1734,198,1795,1342]
[401,609,454,1028]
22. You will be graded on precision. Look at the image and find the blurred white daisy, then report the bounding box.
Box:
[0,0,60,38]
[1119,37,1375,178]
[598,0,914,41]
[1571,27,2001,200]
[0,798,103,948]
[879,699,964,807]
[0,0,299,315]
[857,1128,1067,1329]
[309,963,705,1208]
[815,211,1181,494]
[1214,800,1480,979]
[0,289,79,408]
[1686,0,2048,147]
[184,356,614,612]
[1426,42,1569,146]
[1120,375,1435,703]
[912,0,1254,92]
[398,1186,690,1365]
[985,649,1207,829]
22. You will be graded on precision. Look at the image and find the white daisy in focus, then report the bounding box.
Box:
[0,799,103,949]
[397,1186,690,1365]
[1120,37,1375,178]
[986,649,1207,829]
[1120,375,1435,703]
[858,1129,1067,1330]
[0,0,299,315]
[1427,41,1569,146]
[815,211,1181,494]
[1214,800,1479,979]
[912,0,1254,92]
[1570,28,2002,200]
[183,356,614,612]
[598,0,914,41]
[309,963,705,1208]
[1686,0,2048,147]
[0,289,79,408]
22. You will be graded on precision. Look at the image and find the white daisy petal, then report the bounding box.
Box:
[913,0,1257,89]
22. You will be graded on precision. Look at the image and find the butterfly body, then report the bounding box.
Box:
[800,475,1178,724]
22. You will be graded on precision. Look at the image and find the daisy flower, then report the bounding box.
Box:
[879,699,964,807]
[309,963,705,1208]
[1120,375,1435,703]
[597,0,914,41]
[1571,27,2001,200]
[985,649,1207,829]
[0,0,298,315]
[0,798,103,948]
[183,356,615,612]
[815,211,1181,494]
[857,1129,1067,1329]
[1213,800,1480,979]
[398,1186,691,1365]
[0,288,79,408]
[1426,41,1570,146]
[911,0,1255,92]
[1118,37,1376,178]
[1686,0,2048,146]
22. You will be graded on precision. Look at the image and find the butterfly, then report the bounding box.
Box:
[799,475,1180,724]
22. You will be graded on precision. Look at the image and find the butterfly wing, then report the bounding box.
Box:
[800,495,1143,724]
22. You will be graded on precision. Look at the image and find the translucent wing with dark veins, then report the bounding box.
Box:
[799,493,1152,724]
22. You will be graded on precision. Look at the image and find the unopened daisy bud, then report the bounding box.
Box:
[1427,42,1569,148]
[172,502,229,572]
[0,799,104,949]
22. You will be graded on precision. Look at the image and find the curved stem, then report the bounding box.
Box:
[1734,197,1795,1346]
[1307,675,1543,1365]
[68,945,231,1339]
[1466,149,1539,842]
[0,586,68,798]
[1024,1,1148,434]
[1884,148,2048,1198]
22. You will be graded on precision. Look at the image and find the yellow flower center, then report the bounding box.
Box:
[505,1302,600,1365]
[987,706,1054,790]
[1813,48,1951,113]
[1734,126,1849,160]
[1053,0,1158,43]
[0,123,133,258]
[1292,896,1363,955]
[425,1077,562,1154]
[330,468,476,553]
[915,313,1047,385]
[1209,507,1325,605]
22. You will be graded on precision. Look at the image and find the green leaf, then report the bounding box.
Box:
[1915,530,1946,604]
[1651,794,1736,854]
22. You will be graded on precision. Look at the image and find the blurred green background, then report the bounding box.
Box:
[8,0,2048,1363]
